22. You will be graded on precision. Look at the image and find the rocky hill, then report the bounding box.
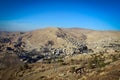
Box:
[0,27,120,80]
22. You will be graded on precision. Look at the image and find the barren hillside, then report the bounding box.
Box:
[0,27,120,80]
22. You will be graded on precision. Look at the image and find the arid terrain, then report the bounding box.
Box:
[0,27,120,80]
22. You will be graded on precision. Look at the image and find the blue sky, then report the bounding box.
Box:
[0,0,120,31]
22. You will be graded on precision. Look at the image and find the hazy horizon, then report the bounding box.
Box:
[0,0,120,31]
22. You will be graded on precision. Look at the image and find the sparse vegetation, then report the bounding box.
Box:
[70,66,76,73]
[19,63,29,70]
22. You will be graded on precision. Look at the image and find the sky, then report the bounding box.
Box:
[0,0,120,31]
